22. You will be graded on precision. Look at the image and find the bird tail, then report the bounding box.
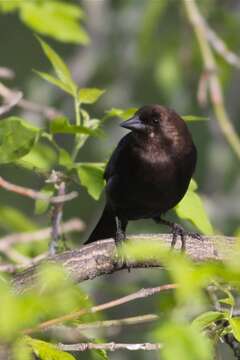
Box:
[85,205,116,244]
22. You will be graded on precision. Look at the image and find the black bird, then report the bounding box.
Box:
[86,104,200,249]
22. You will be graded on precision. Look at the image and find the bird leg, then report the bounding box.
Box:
[115,216,131,271]
[154,217,202,251]
[115,216,127,245]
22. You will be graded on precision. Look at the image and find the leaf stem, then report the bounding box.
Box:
[72,97,82,161]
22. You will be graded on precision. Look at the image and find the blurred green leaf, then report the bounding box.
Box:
[12,337,33,360]
[138,0,167,57]
[78,88,105,104]
[20,1,89,44]
[219,297,234,306]
[182,115,208,122]
[0,1,20,12]
[192,311,225,330]
[76,162,105,200]
[0,117,40,164]
[35,71,73,94]
[104,107,137,121]
[58,148,74,170]
[92,349,109,360]
[50,117,99,136]
[175,179,214,235]
[155,322,213,360]
[19,142,57,171]
[0,206,38,232]
[229,318,240,341]
[26,337,75,360]
[155,54,181,95]
[36,37,76,94]
[35,184,55,215]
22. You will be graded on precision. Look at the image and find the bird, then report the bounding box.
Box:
[85,104,201,250]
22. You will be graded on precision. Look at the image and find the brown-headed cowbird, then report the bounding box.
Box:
[85,104,200,249]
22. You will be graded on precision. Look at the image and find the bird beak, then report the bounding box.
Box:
[120,116,145,131]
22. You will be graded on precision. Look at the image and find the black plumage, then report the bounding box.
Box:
[86,104,200,249]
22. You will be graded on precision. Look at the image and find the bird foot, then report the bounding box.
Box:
[171,223,203,251]
[115,230,131,272]
[115,229,126,245]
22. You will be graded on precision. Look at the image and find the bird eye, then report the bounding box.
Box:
[152,117,159,124]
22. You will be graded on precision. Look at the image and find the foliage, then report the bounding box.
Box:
[0,0,89,44]
[121,240,240,360]
[0,1,239,360]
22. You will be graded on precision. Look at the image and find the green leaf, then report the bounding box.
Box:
[26,337,75,360]
[78,88,105,104]
[229,318,240,341]
[0,2,20,12]
[92,349,109,360]
[20,2,89,44]
[192,311,225,330]
[175,179,214,235]
[35,184,55,215]
[76,162,105,200]
[0,207,38,232]
[19,142,57,171]
[219,298,234,306]
[35,71,73,95]
[0,117,40,164]
[50,117,99,136]
[155,322,213,360]
[105,107,137,121]
[58,148,74,170]
[36,37,76,94]
[182,115,208,122]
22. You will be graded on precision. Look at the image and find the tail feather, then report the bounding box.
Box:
[85,205,116,244]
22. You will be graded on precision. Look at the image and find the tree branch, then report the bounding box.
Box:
[0,67,15,79]
[24,283,176,334]
[46,313,158,341]
[0,175,78,203]
[184,0,240,160]
[0,82,61,120]
[58,342,162,352]
[0,218,85,253]
[12,234,236,294]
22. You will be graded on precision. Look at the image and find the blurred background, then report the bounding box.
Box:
[0,1,239,359]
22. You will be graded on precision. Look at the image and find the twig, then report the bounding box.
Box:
[0,176,78,203]
[3,247,30,264]
[0,90,23,116]
[45,314,158,341]
[50,181,65,255]
[58,342,162,352]
[0,218,85,252]
[0,263,25,273]
[0,67,15,79]
[12,234,237,294]
[47,314,159,337]
[24,284,176,334]
[206,26,240,69]
[184,0,240,160]
[0,82,61,120]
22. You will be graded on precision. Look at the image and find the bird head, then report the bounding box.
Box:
[120,105,171,134]
[120,104,190,146]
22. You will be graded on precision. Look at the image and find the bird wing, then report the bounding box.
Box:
[104,134,131,181]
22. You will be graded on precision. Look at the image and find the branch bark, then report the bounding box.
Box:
[58,342,162,352]
[12,234,236,294]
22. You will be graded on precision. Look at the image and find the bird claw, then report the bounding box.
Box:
[170,223,203,252]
